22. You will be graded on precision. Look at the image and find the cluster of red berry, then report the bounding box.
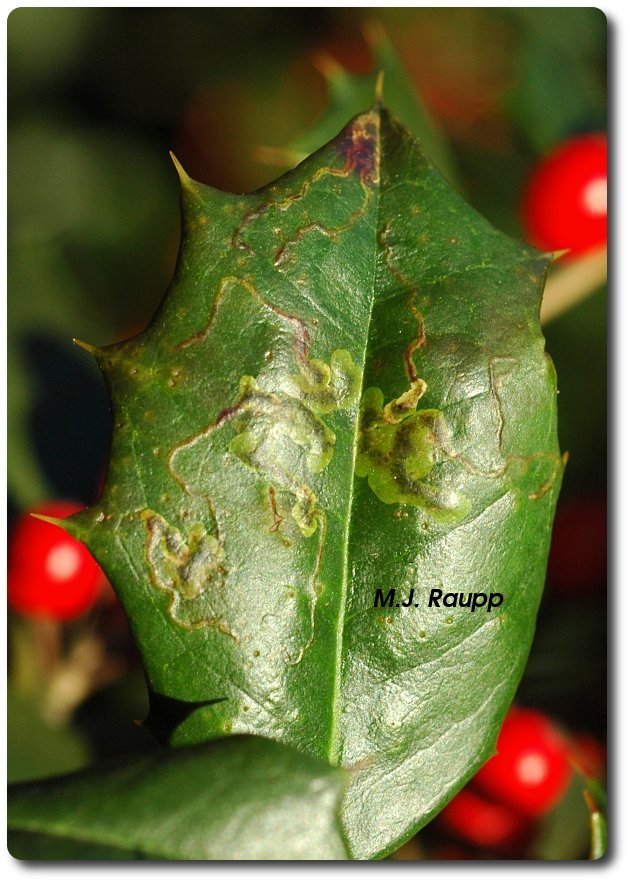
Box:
[438,707,605,852]
[8,502,106,620]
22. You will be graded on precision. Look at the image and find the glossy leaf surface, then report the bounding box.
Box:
[67,105,562,857]
[588,804,607,861]
[8,736,348,860]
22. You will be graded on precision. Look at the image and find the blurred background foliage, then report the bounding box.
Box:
[7,7,606,860]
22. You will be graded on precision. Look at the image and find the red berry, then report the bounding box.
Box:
[8,501,104,620]
[473,708,572,817]
[438,788,529,850]
[522,134,607,257]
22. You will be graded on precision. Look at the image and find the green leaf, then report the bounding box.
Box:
[8,121,175,507]
[503,8,607,152]
[588,808,607,861]
[8,736,349,860]
[67,105,562,858]
[585,788,607,861]
[530,773,591,860]
[8,687,89,785]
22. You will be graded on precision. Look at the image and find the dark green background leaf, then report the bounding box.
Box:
[65,106,562,858]
[7,687,89,785]
[8,736,349,860]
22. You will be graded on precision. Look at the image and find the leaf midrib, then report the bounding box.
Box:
[327,104,383,766]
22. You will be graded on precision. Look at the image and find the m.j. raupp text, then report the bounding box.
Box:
[373,588,504,613]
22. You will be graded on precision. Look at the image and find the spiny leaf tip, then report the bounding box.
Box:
[550,248,572,262]
[73,338,102,356]
[374,69,385,108]
[169,151,195,191]
[30,512,65,528]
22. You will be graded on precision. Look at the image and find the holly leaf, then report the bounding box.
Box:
[586,790,607,861]
[8,736,349,860]
[66,104,562,858]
